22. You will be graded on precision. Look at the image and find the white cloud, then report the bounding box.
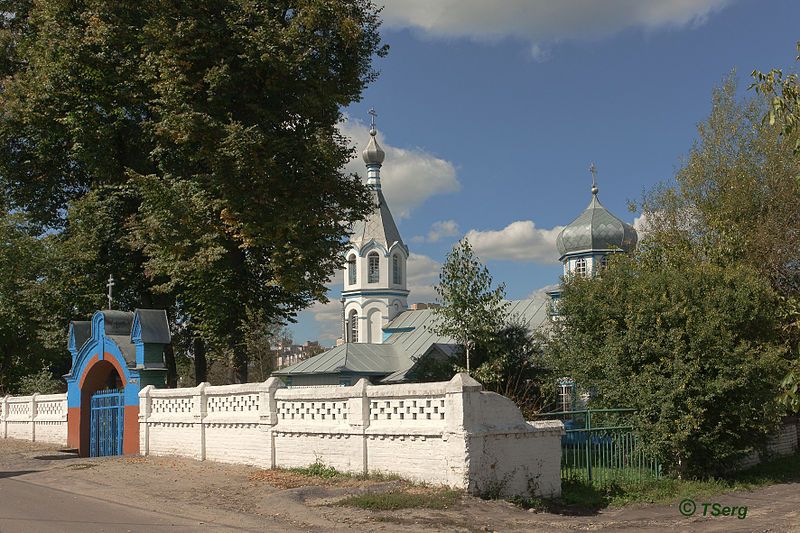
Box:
[529,43,551,63]
[412,219,460,243]
[407,253,441,304]
[380,1,730,44]
[339,117,459,218]
[465,220,563,264]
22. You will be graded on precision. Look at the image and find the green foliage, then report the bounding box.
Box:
[431,239,509,372]
[546,251,788,478]
[641,77,800,419]
[0,1,387,383]
[642,76,800,299]
[540,452,800,511]
[16,365,64,395]
[471,320,551,417]
[752,41,800,157]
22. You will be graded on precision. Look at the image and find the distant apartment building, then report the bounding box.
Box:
[274,340,322,369]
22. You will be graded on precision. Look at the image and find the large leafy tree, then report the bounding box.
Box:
[0,1,385,382]
[642,76,800,411]
[546,251,788,478]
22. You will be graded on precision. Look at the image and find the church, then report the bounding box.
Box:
[274,116,637,387]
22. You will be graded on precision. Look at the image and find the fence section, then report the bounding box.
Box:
[139,374,565,498]
[1,393,68,446]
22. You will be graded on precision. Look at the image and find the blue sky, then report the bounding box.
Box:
[292,0,800,345]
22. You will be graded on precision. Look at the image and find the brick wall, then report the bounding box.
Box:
[139,373,565,498]
[738,417,799,470]
[1,393,68,446]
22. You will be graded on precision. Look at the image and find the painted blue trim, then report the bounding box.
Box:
[383,326,415,334]
[342,290,410,298]
[65,311,141,409]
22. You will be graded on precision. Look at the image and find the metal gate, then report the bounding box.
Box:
[90,388,124,457]
[530,408,662,486]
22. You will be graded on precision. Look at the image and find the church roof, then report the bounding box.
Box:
[275,294,552,380]
[70,321,92,352]
[349,188,405,250]
[556,192,637,260]
[134,309,172,344]
[272,342,407,376]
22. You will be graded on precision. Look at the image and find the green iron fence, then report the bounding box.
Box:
[531,408,662,486]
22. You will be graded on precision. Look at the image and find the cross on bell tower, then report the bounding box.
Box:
[106,274,115,310]
[368,107,378,134]
[589,162,598,195]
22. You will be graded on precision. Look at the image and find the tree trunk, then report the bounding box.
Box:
[233,342,248,384]
[163,342,177,388]
[193,336,207,384]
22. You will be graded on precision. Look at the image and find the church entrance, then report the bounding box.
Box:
[89,388,124,457]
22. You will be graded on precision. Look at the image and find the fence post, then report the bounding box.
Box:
[138,385,154,456]
[1,395,7,439]
[258,377,284,469]
[347,379,371,475]
[30,393,38,442]
[193,383,209,461]
[585,409,592,483]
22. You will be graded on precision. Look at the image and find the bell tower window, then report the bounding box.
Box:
[348,310,359,343]
[368,252,380,283]
[392,255,401,285]
[347,254,357,285]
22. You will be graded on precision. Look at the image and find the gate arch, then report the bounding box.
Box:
[65,309,170,457]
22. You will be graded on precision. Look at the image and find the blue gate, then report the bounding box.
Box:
[90,388,124,457]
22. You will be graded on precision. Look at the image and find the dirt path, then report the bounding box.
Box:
[1,439,798,532]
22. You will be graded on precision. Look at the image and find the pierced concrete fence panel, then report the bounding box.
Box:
[139,373,564,498]
[1,393,68,445]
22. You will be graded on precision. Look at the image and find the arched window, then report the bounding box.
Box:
[348,310,358,343]
[347,254,357,285]
[367,252,380,283]
[575,258,587,277]
[599,255,608,271]
[392,254,401,285]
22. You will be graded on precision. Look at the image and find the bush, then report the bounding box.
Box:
[546,252,788,478]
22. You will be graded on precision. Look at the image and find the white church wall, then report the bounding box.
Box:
[139,374,565,498]
[1,393,68,445]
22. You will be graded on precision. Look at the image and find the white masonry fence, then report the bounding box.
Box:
[139,373,565,498]
[1,393,68,446]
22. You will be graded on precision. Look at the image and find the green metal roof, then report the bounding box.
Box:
[274,292,553,379]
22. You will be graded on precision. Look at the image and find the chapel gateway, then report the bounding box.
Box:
[274,116,637,387]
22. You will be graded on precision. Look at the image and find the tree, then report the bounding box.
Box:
[0,1,386,383]
[471,320,551,417]
[752,41,800,158]
[545,251,788,478]
[431,239,509,372]
[641,76,800,413]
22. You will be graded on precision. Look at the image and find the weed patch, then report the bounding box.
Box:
[336,488,461,511]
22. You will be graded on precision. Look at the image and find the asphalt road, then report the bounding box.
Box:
[0,474,263,533]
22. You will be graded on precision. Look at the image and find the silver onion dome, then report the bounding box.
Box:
[362,127,385,166]
[556,184,637,260]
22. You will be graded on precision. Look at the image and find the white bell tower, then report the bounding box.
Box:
[341,110,409,344]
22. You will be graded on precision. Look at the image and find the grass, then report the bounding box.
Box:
[336,488,462,511]
[286,461,402,482]
[513,452,800,513]
[253,460,463,511]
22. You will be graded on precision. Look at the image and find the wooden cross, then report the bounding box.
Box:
[106,274,115,310]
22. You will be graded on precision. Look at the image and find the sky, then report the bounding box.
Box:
[291,0,800,346]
